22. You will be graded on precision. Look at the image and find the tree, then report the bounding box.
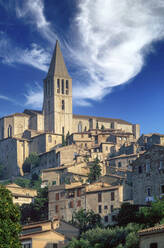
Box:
[72,208,102,234]
[0,185,21,247]
[101,125,105,130]
[22,153,40,173]
[88,158,101,183]
[20,186,48,224]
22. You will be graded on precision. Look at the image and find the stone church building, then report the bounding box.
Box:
[0,41,140,177]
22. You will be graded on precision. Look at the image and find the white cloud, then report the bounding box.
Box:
[16,0,57,45]
[24,82,43,109]
[0,33,50,72]
[70,0,164,104]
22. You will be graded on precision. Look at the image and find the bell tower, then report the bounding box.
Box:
[43,41,72,135]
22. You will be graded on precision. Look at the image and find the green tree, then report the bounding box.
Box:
[88,158,101,183]
[0,185,21,248]
[22,153,40,173]
[72,208,102,234]
[115,203,140,226]
[20,186,48,224]
[101,125,105,130]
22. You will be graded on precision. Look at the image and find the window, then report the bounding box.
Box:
[95,136,98,144]
[111,192,115,201]
[150,243,158,248]
[48,135,52,143]
[62,100,65,110]
[98,205,102,213]
[52,181,56,185]
[62,127,64,135]
[138,166,142,174]
[77,188,81,197]
[146,162,150,173]
[52,244,58,248]
[118,162,122,168]
[111,205,114,212]
[22,244,32,248]
[62,79,64,94]
[55,205,59,213]
[104,205,108,209]
[106,146,108,151]
[8,125,12,137]
[78,122,82,133]
[147,188,151,197]
[161,185,164,194]
[57,79,60,93]
[98,192,102,202]
[66,80,69,94]
[104,216,109,223]
[56,193,59,200]
[69,201,74,208]
[77,200,81,207]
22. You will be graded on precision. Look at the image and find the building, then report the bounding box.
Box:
[20,219,79,248]
[139,224,164,248]
[48,182,123,226]
[0,40,140,178]
[132,145,164,205]
[5,183,37,206]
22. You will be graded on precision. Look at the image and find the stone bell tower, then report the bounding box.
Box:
[43,41,72,135]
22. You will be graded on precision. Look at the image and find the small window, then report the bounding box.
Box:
[77,188,81,197]
[138,166,142,174]
[8,125,12,137]
[118,162,122,168]
[62,127,64,135]
[69,201,74,208]
[161,185,164,194]
[62,79,64,94]
[52,244,58,248]
[147,188,151,197]
[98,205,102,213]
[55,205,59,213]
[48,135,52,143]
[77,200,81,207]
[52,181,56,185]
[104,205,108,209]
[56,193,59,200]
[111,192,115,201]
[57,79,60,93]
[104,215,108,223]
[111,205,114,212]
[98,192,102,202]
[106,146,108,151]
[66,80,69,89]
[62,100,65,110]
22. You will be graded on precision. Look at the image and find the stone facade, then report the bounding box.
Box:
[132,145,164,205]
[139,224,164,248]
[6,183,37,205]
[48,182,123,226]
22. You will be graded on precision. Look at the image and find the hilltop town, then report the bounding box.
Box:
[1,41,164,247]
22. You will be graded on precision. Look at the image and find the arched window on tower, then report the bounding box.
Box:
[57,79,60,93]
[78,122,82,133]
[8,125,12,137]
[66,80,69,95]
[48,135,52,143]
[62,100,65,110]
[62,79,64,94]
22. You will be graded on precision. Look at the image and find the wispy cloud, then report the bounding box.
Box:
[24,82,43,109]
[16,0,58,45]
[70,0,164,104]
[0,32,50,71]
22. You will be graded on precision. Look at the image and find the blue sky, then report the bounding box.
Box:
[0,0,164,134]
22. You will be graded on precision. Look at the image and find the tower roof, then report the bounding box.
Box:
[48,40,71,78]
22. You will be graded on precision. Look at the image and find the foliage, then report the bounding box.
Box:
[20,186,48,224]
[13,175,41,191]
[72,208,102,234]
[88,158,101,183]
[101,125,105,130]
[138,199,164,227]
[0,185,21,248]
[96,122,99,129]
[65,223,140,248]
[22,153,40,173]
[115,203,140,226]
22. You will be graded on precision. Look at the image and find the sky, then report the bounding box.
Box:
[0,0,164,134]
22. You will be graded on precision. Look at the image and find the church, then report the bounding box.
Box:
[0,41,140,177]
